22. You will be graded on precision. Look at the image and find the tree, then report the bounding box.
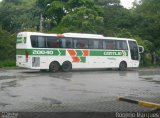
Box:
[54,6,104,33]
[43,0,104,33]
[0,0,40,32]
[0,28,16,60]
[133,0,160,49]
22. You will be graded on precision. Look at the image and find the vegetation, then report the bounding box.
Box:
[0,0,160,67]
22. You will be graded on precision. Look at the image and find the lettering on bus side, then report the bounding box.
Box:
[33,50,54,55]
[103,51,122,56]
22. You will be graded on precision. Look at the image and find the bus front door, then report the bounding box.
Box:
[129,41,139,67]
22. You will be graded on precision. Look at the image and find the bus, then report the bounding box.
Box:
[16,32,144,72]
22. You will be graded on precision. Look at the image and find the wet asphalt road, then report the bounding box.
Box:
[0,68,160,112]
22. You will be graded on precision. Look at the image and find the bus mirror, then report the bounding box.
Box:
[139,46,144,53]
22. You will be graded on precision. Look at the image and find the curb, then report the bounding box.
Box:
[118,97,160,108]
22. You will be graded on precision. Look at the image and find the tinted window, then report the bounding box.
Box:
[89,39,103,49]
[38,36,46,48]
[129,41,139,60]
[66,38,72,48]
[31,36,46,48]
[103,40,116,50]
[73,38,89,49]
[46,36,59,48]
[59,38,72,48]
[116,40,128,50]
[31,36,38,47]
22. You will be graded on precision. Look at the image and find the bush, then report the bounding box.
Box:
[0,60,16,68]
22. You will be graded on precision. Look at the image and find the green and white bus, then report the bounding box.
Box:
[16,32,144,72]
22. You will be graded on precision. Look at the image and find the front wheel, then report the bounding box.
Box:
[49,61,60,72]
[118,61,127,71]
[61,61,72,72]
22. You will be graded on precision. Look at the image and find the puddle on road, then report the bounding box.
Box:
[68,89,104,94]
[139,76,160,84]
[0,75,17,80]
[0,80,20,90]
[139,70,160,76]
[0,103,11,107]
[49,73,72,81]
[42,97,62,105]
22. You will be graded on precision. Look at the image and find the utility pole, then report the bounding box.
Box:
[40,13,43,32]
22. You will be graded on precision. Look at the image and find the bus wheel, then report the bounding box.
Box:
[61,61,72,72]
[49,61,60,72]
[119,61,127,71]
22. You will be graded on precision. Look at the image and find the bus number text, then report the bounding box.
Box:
[33,50,54,55]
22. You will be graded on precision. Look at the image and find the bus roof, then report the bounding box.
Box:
[104,37,136,41]
[63,33,104,38]
[18,32,57,37]
[63,33,135,41]
[18,32,136,41]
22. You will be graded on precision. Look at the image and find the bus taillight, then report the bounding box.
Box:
[26,51,28,62]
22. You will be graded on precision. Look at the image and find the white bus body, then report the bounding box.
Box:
[16,32,143,72]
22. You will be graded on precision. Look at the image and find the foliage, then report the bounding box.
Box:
[53,6,104,33]
[0,28,16,61]
[132,0,160,48]
[0,0,40,32]
[0,60,16,68]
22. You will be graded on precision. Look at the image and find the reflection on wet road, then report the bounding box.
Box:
[0,68,159,112]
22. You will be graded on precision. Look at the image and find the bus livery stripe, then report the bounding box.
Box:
[67,50,76,56]
[17,37,26,43]
[90,50,128,56]
[82,50,89,56]
[80,57,86,62]
[17,49,128,57]
[76,50,83,56]
[16,49,66,56]
[72,57,80,62]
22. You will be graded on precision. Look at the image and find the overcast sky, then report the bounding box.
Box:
[120,0,140,9]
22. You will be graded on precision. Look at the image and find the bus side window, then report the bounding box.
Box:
[103,40,116,50]
[31,36,38,47]
[59,38,66,48]
[122,41,128,50]
[66,38,72,48]
[103,40,107,49]
[98,40,103,49]
[116,40,128,50]
[73,39,82,49]
[80,39,89,49]
[38,36,46,48]
[46,36,59,48]
[89,40,94,49]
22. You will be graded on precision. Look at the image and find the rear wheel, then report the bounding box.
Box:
[118,61,127,71]
[49,61,60,72]
[61,61,72,72]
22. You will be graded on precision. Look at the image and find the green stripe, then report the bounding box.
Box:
[76,50,83,56]
[16,49,66,56]
[17,37,26,43]
[17,49,128,57]
[16,49,26,55]
[80,57,86,62]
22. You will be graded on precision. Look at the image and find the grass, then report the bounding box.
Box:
[0,60,16,68]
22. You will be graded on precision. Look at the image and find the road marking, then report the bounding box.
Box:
[118,97,160,108]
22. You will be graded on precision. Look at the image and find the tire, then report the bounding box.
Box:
[49,61,60,72]
[119,61,127,71]
[61,61,72,72]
